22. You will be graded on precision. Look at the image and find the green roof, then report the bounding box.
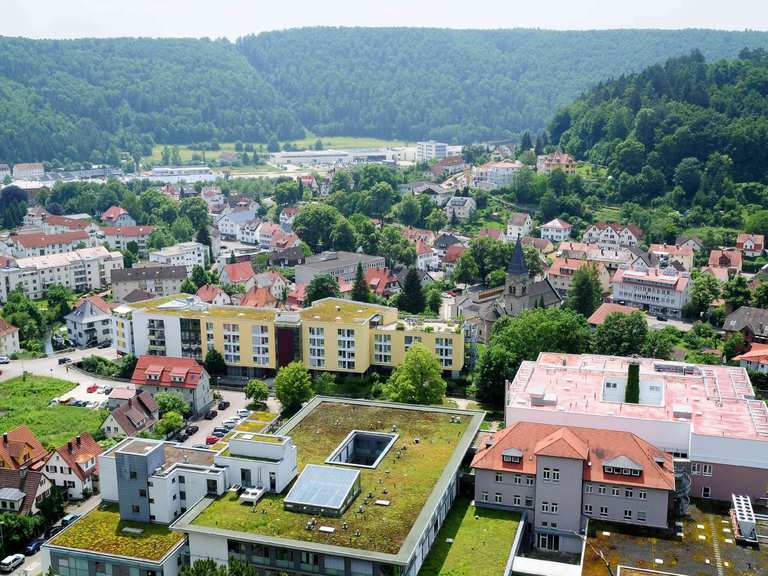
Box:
[49,504,184,562]
[186,398,482,557]
[126,294,277,322]
[299,298,391,323]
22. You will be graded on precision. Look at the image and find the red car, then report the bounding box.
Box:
[205,435,219,445]
[86,385,98,393]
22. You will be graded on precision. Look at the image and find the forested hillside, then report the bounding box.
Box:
[237,28,768,142]
[552,49,768,212]
[0,37,303,164]
[3,29,768,164]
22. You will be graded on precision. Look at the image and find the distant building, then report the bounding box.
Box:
[239,286,277,308]
[196,284,232,306]
[547,258,609,297]
[215,207,259,239]
[131,356,213,415]
[65,295,114,347]
[4,230,92,257]
[582,223,643,249]
[429,156,466,178]
[256,222,281,249]
[145,165,216,183]
[478,227,504,242]
[12,162,44,180]
[0,425,48,470]
[416,140,448,163]
[737,233,765,258]
[111,265,187,303]
[102,225,156,256]
[0,318,20,356]
[723,306,768,344]
[506,212,532,241]
[708,249,742,275]
[364,267,399,297]
[676,235,704,252]
[587,302,638,327]
[444,196,476,221]
[101,206,136,227]
[415,239,438,271]
[220,261,256,290]
[295,251,386,285]
[539,218,572,243]
[536,150,576,174]
[648,244,695,271]
[44,433,102,500]
[0,164,10,180]
[733,343,768,374]
[441,244,466,275]
[433,233,463,257]
[610,267,690,320]
[149,241,206,274]
[474,160,524,188]
[101,391,159,438]
[279,206,299,231]
[268,246,306,267]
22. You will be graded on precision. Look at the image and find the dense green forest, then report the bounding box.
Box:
[3,29,768,164]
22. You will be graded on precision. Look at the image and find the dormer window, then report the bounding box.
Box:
[604,466,613,474]
[502,455,521,464]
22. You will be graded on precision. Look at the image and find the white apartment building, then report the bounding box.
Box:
[0,318,20,356]
[215,208,259,239]
[149,241,206,274]
[0,246,124,302]
[12,162,44,180]
[540,218,572,243]
[3,231,93,258]
[582,223,643,249]
[506,212,533,241]
[474,160,524,188]
[416,140,448,163]
[610,266,690,319]
[256,222,281,249]
[444,196,476,222]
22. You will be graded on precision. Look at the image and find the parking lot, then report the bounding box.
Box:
[182,389,258,446]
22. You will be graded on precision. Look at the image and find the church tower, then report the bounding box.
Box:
[505,236,529,313]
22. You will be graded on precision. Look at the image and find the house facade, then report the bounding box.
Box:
[547,258,609,297]
[111,265,187,303]
[44,433,102,500]
[539,218,572,243]
[101,206,136,227]
[0,318,20,356]
[444,196,476,221]
[582,223,643,249]
[131,356,213,416]
[536,151,576,174]
[610,267,690,320]
[65,295,113,347]
[0,468,52,515]
[102,226,156,256]
[6,231,92,257]
[149,242,206,274]
[737,234,764,258]
[506,212,532,241]
[101,391,159,438]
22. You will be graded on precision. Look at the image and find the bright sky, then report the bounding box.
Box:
[2,0,767,39]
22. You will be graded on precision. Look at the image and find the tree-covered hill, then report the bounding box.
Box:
[552,48,768,210]
[0,37,303,164]
[237,28,768,143]
[3,29,768,164]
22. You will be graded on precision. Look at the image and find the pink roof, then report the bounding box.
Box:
[44,215,91,230]
[240,286,276,308]
[416,239,433,256]
[541,218,572,230]
[587,303,638,325]
[102,206,127,221]
[649,243,694,257]
[131,356,203,390]
[258,222,281,235]
[611,267,689,292]
[223,261,255,284]
[102,226,156,237]
[733,343,768,364]
[701,266,730,282]
[478,227,504,241]
[14,230,89,248]
[74,294,112,315]
[507,353,768,442]
[364,267,396,296]
[508,212,530,226]
[196,284,225,303]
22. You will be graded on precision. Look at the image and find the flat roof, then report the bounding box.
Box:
[126,295,277,322]
[108,438,215,473]
[47,504,184,562]
[175,397,484,563]
[507,353,768,442]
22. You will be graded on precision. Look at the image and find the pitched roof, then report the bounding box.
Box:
[507,212,530,227]
[223,261,255,284]
[364,267,396,296]
[737,233,764,251]
[53,432,103,482]
[0,468,46,514]
[724,306,768,337]
[416,239,433,256]
[478,227,504,241]
[434,233,461,249]
[0,426,47,470]
[701,266,730,283]
[733,343,768,364]
[708,249,742,269]
[196,284,226,303]
[132,356,205,390]
[73,294,112,315]
[123,288,156,303]
[541,218,572,230]
[240,286,277,308]
[44,214,91,230]
[522,236,554,252]
[443,244,467,264]
[507,236,528,276]
[587,303,638,326]
[649,243,694,257]
[0,317,19,338]
[111,265,187,283]
[101,225,156,237]
[109,391,158,436]
[471,421,674,491]
[548,257,603,277]
[101,206,128,221]
[13,230,89,248]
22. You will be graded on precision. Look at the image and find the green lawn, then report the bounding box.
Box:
[419,497,520,576]
[593,205,622,222]
[286,135,411,149]
[0,375,107,447]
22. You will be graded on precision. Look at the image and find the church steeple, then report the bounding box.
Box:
[507,235,529,277]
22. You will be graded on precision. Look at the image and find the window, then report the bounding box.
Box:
[551,502,559,514]
[526,476,535,486]
[495,472,503,483]
[502,455,521,463]
[598,485,606,495]
[691,463,701,475]
[585,484,593,493]
[584,504,593,515]
[542,467,551,480]
[139,489,147,497]
[637,511,647,522]
[494,493,503,504]
[604,466,613,474]
[513,495,521,506]
[600,506,608,517]
[612,487,620,497]
[638,490,647,500]
[624,509,632,520]
[132,505,140,513]
[702,464,713,477]
[625,488,633,498]
[552,468,560,482]
[541,501,550,513]
[702,486,711,499]
[129,471,137,480]
[481,491,488,502]
[525,496,534,508]
[631,469,641,477]
[514,474,522,485]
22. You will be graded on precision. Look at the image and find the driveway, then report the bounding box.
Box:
[183,389,255,446]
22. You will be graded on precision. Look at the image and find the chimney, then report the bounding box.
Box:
[67,441,73,453]
[76,435,81,446]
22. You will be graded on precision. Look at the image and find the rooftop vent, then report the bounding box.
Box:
[122,527,144,535]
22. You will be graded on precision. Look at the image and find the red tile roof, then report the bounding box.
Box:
[52,432,102,482]
[44,214,91,230]
[416,239,433,256]
[240,286,277,308]
[443,244,467,264]
[733,343,768,364]
[478,227,504,241]
[472,421,674,491]
[508,212,530,226]
[0,425,47,470]
[196,284,226,303]
[708,249,742,270]
[101,206,128,222]
[587,303,638,326]
[364,267,396,296]
[223,261,255,284]
[0,317,19,338]
[73,294,113,315]
[13,230,89,248]
[101,226,156,237]
[737,233,764,252]
[131,356,205,390]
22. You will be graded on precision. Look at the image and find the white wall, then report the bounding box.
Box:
[690,433,768,470]
[187,532,229,565]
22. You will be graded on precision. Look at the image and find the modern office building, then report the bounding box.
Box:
[149,242,207,274]
[112,296,465,377]
[505,353,768,503]
[610,266,691,320]
[416,140,448,163]
[111,265,188,303]
[0,246,124,302]
[295,251,386,285]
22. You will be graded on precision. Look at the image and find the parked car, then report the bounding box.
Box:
[204,410,217,420]
[0,356,9,364]
[205,435,219,445]
[25,538,45,555]
[218,400,231,410]
[0,554,24,573]
[98,341,112,349]
[236,409,251,419]
[211,428,228,437]
[87,385,98,393]
[58,357,72,365]
[222,420,237,430]
[45,525,63,539]
[655,315,668,322]
[61,513,81,526]
[72,400,87,407]
[185,425,199,435]
[192,443,208,449]
[174,431,189,443]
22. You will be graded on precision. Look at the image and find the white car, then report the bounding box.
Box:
[237,409,251,418]
[222,420,238,430]
[0,554,24,573]
[0,356,9,364]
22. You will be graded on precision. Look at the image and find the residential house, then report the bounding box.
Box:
[478,227,504,242]
[676,235,704,252]
[737,233,765,258]
[215,207,259,240]
[111,265,187,303]
[131,356,213,415]
[582,223,643,249]
[441,244,467,275]
[406,182,451,207]
[433,233,462,257]
[253,271,289,300]
[5,231,92,257]
[429,156,466,178]
[221,261,256,290]
[402,227,436,246]
[149,241,206,274]
[101,206,136,227]
[65,295,114,347]
[536,151,576,174]
[649,244,695,271]
[708,249,743,275]
[0,246,124,302]
[44,433,102,500]
[270,230,300,252]
[102,226,156,256]
[279,207,299,231]
[610,267,691,320]
[200,186,224,212]
[0,318,20,356]
[239,286,277,308]
[0,426,47,470]
[236,219,261,245]
[587,302,639,327]
[41,215,98,236]
[0,468,52,515]
[416,240,438,271]
[269,246,306,267]
[444,196,476,221]
[522,236,555,256]
[539,218,572,243]
[12,162,44,180]
[547,258,609,297]
[558,241,636,272]
[473,161,524,189]
[472,421,673,553]
[723,306,768,344]
[23,205,48,227]
[286,283,307,309]
[256,222,281,249]
[123,288,156,304]
[196,284,232,306]
[506,212,532,241]
[365,267,399,297]
[295,251,385,285]
[101,391,160,438]
[733,343,768,374]
[701,266,730,283]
